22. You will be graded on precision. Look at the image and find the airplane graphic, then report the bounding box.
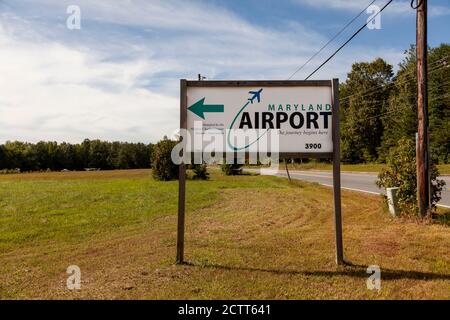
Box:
[248,88,263,104]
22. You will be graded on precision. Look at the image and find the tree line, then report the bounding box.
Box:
[0,139,152,171]
[1,44,448,172]
[340,43,449,164]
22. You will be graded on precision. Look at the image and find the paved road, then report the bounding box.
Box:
[247,169,450,208]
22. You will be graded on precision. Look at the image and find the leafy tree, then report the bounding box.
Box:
[134,143,152,168]
[376,138,445,213]
[428,44,450,164]
[152,139,178,181]
[0,139,153,172]
[58,142,78,170]
[88,140,110,168]
[117,143,136,169]
[379,44,450,163]
[2,141,30,170]
[191,164,209,180]
[80,139,91,168]
[221,163,243,175]
[340,58,394,163]
[0,145,5,169]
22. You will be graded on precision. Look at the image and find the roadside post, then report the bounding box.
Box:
[331,78,343,265]
[386,187,400,217]
[176,79,187,264]
[176,79,343,265]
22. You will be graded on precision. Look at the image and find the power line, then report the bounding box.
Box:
[340,75,450,122]
[366,93,450,122]
[340,62,446,104]
[410,0,423,10]
[363,105,407,121]
[287,0,377,80]
[357,89,450,122]
[340,61,448,103]
[305,0,394,80]
[359,101,414,122]
[346,83,450,121]
[340,57,449,103]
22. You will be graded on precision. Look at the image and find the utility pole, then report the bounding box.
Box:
[416,0,430,217]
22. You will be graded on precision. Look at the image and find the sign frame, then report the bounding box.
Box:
[176,79,343,265]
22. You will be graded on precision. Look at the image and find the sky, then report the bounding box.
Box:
[0,0,449,144]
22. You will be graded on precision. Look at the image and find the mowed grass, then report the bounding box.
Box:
[0,169,449,299]
[284,162,450,174]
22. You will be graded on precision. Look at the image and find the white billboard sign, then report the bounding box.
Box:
[185,81,334,154]
[176,79,344,266]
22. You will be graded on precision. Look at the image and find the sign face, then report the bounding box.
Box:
[185,81,334,154]
[177,79,343,266]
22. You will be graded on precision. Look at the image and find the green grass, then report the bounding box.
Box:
[0,169,449,299]
[437,164,450,175]
[280,162,450,174]
[0,170,280,252]
[287,162,386,172]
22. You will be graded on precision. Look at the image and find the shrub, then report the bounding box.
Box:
[376,138,445,213]
[192,164,209,180]
[221,163,243,175]
[152,139,178,181]
[0,168,21,174]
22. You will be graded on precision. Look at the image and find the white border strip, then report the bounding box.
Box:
[249,169,450,208]
[320,183,381,195]
[320,183,449,207]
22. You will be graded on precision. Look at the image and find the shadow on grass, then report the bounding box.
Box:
[239,171,257,176]
[183,260,450,281]
[432,209,450,226]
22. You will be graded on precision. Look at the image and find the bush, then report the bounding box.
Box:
[221,163,243,175]
[152,139,178,181]
[376,138,445,213]
[0,168,21,174]
[192,164,209,180]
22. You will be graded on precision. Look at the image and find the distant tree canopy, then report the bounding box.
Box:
[0,139,153,171]
[340,57,394,163]
[340,43,450,164]
[1,45,448,171]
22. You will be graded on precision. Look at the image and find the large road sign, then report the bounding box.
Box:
[186,81,334,155]
[176,79,343,266]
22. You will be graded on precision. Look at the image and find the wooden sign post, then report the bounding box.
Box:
[176,79,343,265]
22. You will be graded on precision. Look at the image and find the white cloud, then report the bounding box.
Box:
[293,0,450,17]
[0,23,179,143]
[294,0,374,11]
[0,0,407,143]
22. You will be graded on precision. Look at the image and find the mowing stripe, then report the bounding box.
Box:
[319,183,381,195]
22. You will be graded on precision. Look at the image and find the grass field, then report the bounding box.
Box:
[0,169,449,299]
[282,162,450,174]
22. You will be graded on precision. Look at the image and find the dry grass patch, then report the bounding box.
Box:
[0,170,449,299]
